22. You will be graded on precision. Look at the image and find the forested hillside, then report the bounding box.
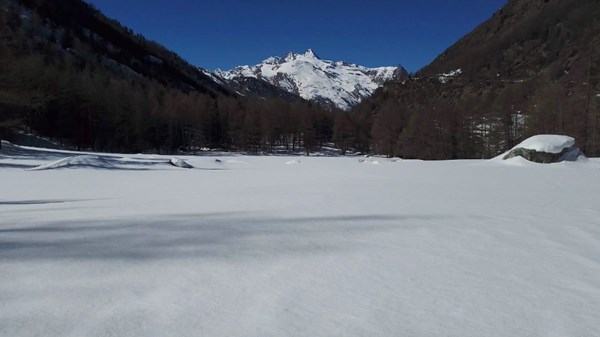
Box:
[353,0,600,159]
[0,0,337,153]
[3,0,598,158]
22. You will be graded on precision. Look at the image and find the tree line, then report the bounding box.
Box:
[352,43,600,159]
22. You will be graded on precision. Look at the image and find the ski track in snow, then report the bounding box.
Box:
[1,142,600,337]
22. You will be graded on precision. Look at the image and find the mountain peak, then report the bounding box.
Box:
[217,52,407,110]
[283,51,299,62]
[304,49,319,59]
[262,56,281,65]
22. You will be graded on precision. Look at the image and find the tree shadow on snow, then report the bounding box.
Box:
[0,199,74,205]
[0,213,449,261]
[0,163,38,169]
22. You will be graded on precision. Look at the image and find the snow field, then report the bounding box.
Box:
[1,143,600,337]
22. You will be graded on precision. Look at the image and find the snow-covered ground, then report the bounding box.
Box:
[1,141,600,337]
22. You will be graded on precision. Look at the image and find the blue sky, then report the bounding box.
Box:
[87,0,507,72]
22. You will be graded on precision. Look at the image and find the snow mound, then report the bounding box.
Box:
[512,135,575,154]
[500,156,536,166]
[359,158,381,165]
[358,156,381,165]
[169,158,194,169]
[286,159,301,165]
[30,155,118,170]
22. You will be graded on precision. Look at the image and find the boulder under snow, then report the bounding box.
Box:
[169,158,194,169]
[503,135,586,163]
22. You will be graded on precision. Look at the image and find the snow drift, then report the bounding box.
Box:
[29,155,120,170]
[29,154,177,170]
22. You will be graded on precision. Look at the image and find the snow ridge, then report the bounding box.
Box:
[215,49,407,110]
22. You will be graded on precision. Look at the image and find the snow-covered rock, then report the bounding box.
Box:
[215,49,407,110]
[512,135,575,153]
[503,135,586,163]
[169,158,194,169]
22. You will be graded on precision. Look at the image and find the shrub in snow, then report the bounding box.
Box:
[503,135,586,163]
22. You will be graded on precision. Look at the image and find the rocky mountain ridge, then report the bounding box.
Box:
[215,49,407,110]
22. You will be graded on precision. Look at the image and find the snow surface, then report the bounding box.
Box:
[285,159,301,165]
[511,134,576,153]
[438,68,462,83]
[216,49,403,110]
[1,141,600,337]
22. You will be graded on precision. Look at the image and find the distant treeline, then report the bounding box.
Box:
[352,74,600,159]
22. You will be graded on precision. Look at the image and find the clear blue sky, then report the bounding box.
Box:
[86,0,507,72]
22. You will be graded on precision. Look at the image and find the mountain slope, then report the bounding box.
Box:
[0,0,335,154]
[13,0,231,96]
[200,68,304,103]
[420,0,600,80]
[354,0,600,159]
[217,49,407,110]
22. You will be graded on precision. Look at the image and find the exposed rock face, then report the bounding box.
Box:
[503,147,577,163]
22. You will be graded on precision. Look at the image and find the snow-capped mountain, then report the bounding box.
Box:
[215,49,407,110]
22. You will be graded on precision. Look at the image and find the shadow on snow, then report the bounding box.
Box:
[0,213,448,261]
